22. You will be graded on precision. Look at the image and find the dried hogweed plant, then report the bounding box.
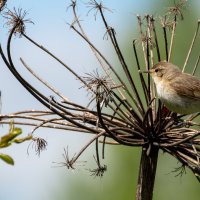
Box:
[0,0,200,199]
[0,0,6,12]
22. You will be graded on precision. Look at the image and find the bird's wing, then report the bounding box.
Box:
[169,73,200,100]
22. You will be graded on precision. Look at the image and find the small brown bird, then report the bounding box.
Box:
[147,61,200,114]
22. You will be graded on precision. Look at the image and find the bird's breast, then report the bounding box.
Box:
[155,80,172,99]
[155,80,200,114]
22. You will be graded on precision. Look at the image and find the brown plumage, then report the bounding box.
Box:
[149,61,200,114]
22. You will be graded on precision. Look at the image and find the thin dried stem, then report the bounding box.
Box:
[22,33,93,93]
[151,17,161,62]
[192,54,200,75]
[70,2,126,102]
[182,20,200,72]
[20,57,69,102]
[137,15,148,68]
[168,17,177,62]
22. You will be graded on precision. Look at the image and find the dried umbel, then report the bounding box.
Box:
[0,0,6,12]
[0,0,199,199]
[82,70,115,107]
[3,8,33,36]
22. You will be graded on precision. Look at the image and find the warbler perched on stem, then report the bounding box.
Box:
[144,61,200,114]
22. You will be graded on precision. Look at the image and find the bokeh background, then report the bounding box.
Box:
[0,0,200,199]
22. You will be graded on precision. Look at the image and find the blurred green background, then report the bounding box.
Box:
[0,0,200,200]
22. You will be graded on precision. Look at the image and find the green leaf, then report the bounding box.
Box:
[9,120,15,133]
[0,127,22,148]
[13,134,32,143]
[10,127,22,136]
[0,153,14,165]
[0,142,11,148]
[8,121,22,136]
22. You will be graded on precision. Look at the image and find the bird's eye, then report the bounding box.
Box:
[155,69,158,72]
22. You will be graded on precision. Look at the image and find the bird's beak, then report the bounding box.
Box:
[139,69,154,74]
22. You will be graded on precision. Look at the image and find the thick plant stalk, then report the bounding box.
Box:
[136,146,159,200]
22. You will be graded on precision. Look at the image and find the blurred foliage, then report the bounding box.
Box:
[0,121,32,165]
